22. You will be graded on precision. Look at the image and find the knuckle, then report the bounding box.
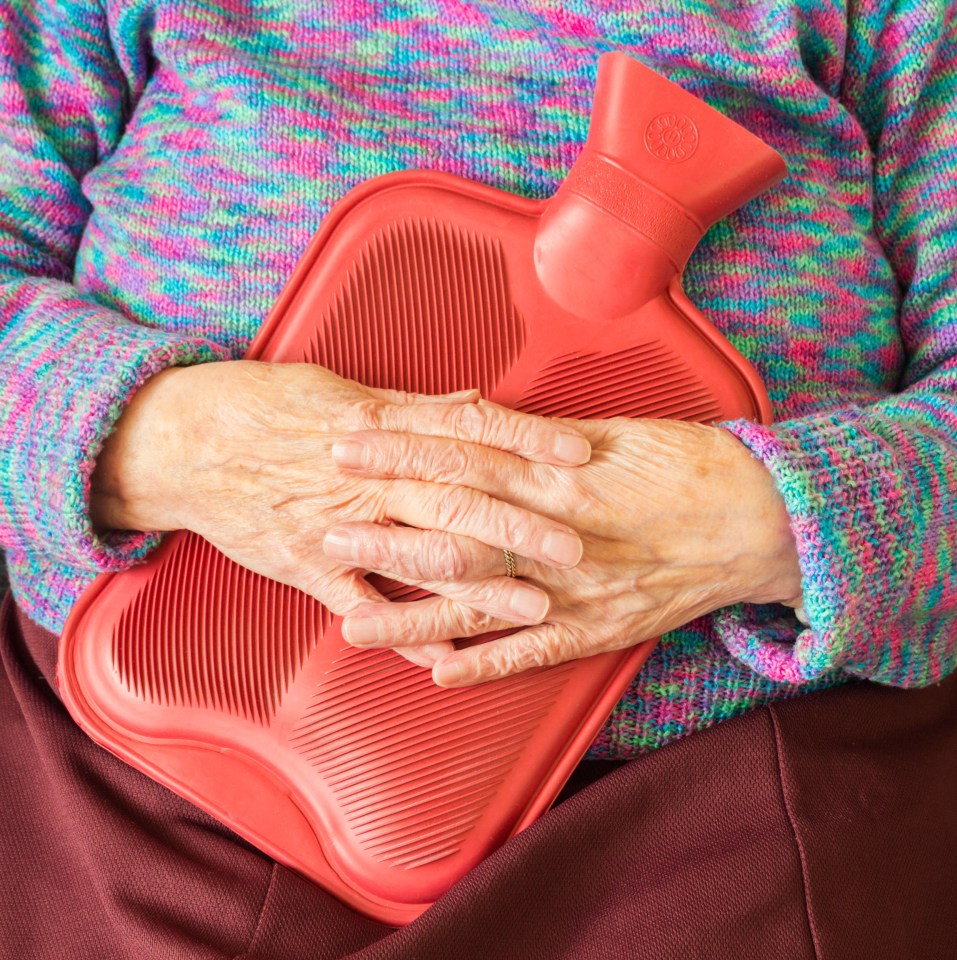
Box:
[506,629,581,675]
[449,401,492,440]
[469,578,505,609]
[477,638,547,677]
[487,405,538,456]
[423,533,470,581]
[483,406,526,453]
[509,413,539,456]
[438,442,471,483]
[353,398,383,430]
[412,530,468,581]
[351,529,385,568]
[300,569,328,603]
[431,486,475,531]
[451,487,504,543]
[473,645,510,677]
[377,431,413,474]
[499,510,534,551]
[515,640,552,672]
[376,614,406,645]
[460,604,498,635]
[385,386,414,405]
[303,568,352,615]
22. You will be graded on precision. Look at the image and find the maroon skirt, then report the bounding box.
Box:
[1,591,955,960]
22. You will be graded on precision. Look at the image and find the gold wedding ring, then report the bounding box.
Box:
[503,549,517,578]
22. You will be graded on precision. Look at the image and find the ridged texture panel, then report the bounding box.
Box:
[516,342,723,421]
[301,217,527,396]
[111,532,329,725]
[290,649,573,869]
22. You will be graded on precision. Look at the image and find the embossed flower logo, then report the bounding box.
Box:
[644,113,699,162]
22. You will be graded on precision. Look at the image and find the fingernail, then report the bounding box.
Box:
[552,433,591,464]
[542,530,583,566]
[434,657,469,686]
[331,440,368,468]
[508,584,549,621]
[342,617,381,645]
[323,527,356,560]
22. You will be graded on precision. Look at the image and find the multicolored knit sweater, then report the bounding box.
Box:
[1,0,955,757]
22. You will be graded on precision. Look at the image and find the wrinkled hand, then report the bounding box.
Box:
[90,361,592,665]
[320,415,804,683]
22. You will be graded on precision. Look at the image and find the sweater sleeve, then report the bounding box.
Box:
[713,0,957,686]
[0,1,231,570]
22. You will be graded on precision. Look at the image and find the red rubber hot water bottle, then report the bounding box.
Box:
[58,52,785,924]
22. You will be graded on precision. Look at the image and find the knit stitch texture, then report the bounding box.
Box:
[1,0,955,757]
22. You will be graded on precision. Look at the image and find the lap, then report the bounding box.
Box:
[2,592,954,960]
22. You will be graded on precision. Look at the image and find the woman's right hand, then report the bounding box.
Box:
[89,360,591,664]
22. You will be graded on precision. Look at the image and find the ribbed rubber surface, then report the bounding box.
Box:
[112,531,330,725]
[291,644,574,870]
[302,218,527,395]
[517,342,723,420]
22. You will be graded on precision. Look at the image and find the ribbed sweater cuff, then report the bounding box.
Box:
[713,409,916,684]
[0,294,232,571]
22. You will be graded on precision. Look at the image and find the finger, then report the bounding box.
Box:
[208,535,390,621]
[340,593,520,650]
[332,430,543,508]
[302,556,455,668]
[364,385,481,405]
[323,521,530,582]
[432,622,590,686]
[296,557,388,616]
[395,641,456,669]
[340,566,549,644]
[378,479,584,569]
[290,560,455,669]
[366,397,591,466]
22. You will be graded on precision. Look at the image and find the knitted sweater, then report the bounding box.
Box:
[1,0,955,758]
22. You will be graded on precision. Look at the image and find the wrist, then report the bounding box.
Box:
[90,366,196,535]
[715,428,804,608]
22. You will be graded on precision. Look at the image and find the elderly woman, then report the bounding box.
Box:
[1,0,955,957]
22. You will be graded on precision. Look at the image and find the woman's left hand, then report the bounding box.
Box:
[321,409,805,686]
